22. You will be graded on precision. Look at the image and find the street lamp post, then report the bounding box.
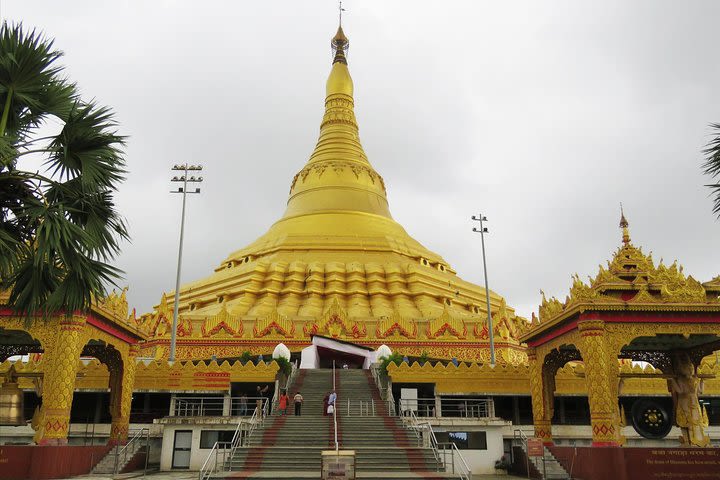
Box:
[170,164,203,362]
[471,214,495,367]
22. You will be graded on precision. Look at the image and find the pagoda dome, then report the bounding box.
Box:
[148,25,527,363]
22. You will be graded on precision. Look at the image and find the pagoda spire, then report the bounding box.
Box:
[619,204,631,245]
[281,24,392,220]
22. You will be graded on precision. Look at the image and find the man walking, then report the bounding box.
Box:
[294,391,304,416]
[328,390,337,414]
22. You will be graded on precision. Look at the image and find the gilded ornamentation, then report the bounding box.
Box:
[37,316,86,444]
[539,290,564,322]
[627,284,658,304]
[427,307,466,339]
[254,310,295,337]
[376,311,417,339]
[650,262,707,303]
[109,345,138,445]
[577,320,624,446]
[668,351,711,447]
[202,305,243,337]
[303,297,366,338]
[606,243,654,277]
[97,287,129,320]
[528,349,554,443]
[591,265,626,288]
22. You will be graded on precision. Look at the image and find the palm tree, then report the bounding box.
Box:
[0,23,128,316]
[703,123,720,219]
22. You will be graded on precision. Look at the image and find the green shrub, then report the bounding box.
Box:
[240,351,253,364]
[275,356,292,376]
[380,352,405,374]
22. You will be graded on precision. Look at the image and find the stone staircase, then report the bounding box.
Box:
[91,439,146,474]
[526,446,570,479]
[222,368,456,479]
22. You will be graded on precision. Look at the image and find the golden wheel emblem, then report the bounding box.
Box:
[643,408,663,427]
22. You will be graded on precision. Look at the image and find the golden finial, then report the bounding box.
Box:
[619,203,630,245]
[332,2,349,64]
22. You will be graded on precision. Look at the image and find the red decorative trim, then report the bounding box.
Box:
[591,441,621,447]
[602,313,720,324]
[527,311,720,347]
[0,308,140,344]
[527,320,579,347]
[85,314,139,344]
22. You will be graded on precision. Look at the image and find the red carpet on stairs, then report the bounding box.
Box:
[364,370,449,478]
[232,370,309,477]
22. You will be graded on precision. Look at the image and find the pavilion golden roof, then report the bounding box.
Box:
[523,214,720,341]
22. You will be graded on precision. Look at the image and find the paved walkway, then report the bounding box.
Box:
[72,472,525,480]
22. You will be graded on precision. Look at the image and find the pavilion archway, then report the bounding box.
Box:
[0,307,145,445]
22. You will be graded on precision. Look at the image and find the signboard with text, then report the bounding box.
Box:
[321,450,356,480]
[527,438,544,457]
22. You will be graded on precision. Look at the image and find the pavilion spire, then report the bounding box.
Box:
[619,204,631,245]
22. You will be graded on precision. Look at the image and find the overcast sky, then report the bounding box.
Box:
[7,1,720,320]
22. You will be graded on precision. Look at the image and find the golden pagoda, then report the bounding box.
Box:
[139,26,529,363]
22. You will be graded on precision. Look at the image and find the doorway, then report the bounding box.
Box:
[172,430,192,469]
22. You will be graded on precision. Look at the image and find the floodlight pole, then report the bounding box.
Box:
[471,214,495,367]
[170,164,203,362]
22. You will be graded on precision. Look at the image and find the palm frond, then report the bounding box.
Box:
[0,23,129,317]
[703,123,720,219]
[46,101,126,189]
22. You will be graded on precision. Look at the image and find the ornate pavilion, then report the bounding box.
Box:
[1,25,719,461]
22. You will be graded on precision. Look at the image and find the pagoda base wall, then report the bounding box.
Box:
[548,446,720,480]
[0,445,111,480]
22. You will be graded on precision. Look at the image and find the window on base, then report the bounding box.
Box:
[199,430,236,449]
[435,431,487,450]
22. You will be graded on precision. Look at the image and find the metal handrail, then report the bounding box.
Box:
[333,361,339,452]
[174,396,266,417]
[198,441,229,480]
[449,441,471,480]
[513,428,528,445]
[112,428,149,475]
[345,399,380,416]
[198,407,260,480]
[399,397,494,419]
[404,409,470,480]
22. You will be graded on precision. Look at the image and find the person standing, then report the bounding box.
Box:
[256,384,269,417]
[239,392,248,416]
[327,390,337,415]
[322,392,330,416]
[294,391,304,416]
[278,390,289,416]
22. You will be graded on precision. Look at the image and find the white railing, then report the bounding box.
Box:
[437,442,471,480]
[399,397,494,419]
[345,398,375,416]
[403,409,470,480]
[333,361,339,452]
[174,396,267,417]
[112,428,149,475]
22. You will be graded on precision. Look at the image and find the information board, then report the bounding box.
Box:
[527,437,544,457]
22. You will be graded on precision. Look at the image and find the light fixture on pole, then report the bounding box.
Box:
[170,164,203,362]
[471,214,495,367]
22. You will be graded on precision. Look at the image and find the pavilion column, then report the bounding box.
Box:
[37,316,86,445]
[109,345,139,445]
[528,347,554,444]
[578,320,623,446]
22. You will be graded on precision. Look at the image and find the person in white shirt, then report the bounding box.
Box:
[293,392,304,416]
